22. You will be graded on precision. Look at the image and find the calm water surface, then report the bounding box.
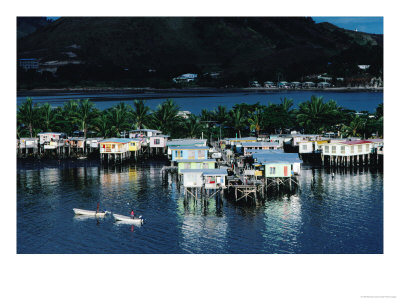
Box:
[17,90,383,113]
[17,160,383,254]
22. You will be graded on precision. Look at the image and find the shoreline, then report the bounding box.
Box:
[17,86,383,95]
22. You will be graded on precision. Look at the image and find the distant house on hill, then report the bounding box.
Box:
[39,60,81,74]
[278,81,289,88]
[358,65,370,70]
[302,81,315,88]
[173,73,198,83]
[290,82,301,88]
[317,74,332,82]
[317,82,331,88]
[19,58,39,70]
[249,81,261,87]
[263,81,275,88]
[177,111,191,119]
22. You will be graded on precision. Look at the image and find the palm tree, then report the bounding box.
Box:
[60,100,79,136]
[341,115,366,137]
[214,105,228,125]
[132,99,150,130]
[107,102,132,137]
[296,96,340,133]
[277,97,295,133]
[280,97,294,113]
[150,99,181,135]
[40,103,57,132]
[229,107,247,138]
[93,113,111,138]
[17,97,38,138]
[248,109,262,137]
[73,99,98,139]
[375,103,383,119]
[185,114,204,138]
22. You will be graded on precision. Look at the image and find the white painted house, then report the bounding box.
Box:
[150,135,169,148]
[38,132,67,144]
[322,140,373,156]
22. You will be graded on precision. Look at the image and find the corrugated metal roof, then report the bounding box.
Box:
[169,146,209,150]
[130,129,161,133]
[151,135,169,138]
[180,169,227,176]
[178,159,216,163]
[38,132,65,135]
[167,139,206,146]
[252,150,302,164]
[242,142,280,147]
[203,169,228,176]
[100,138,136,143]
[339,140,373,145]
[69,137,85,140]
[225,137,257,141]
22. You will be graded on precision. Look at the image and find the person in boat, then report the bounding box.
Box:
[130,210,134,219]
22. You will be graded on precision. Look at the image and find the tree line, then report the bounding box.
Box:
[17,96,383,141]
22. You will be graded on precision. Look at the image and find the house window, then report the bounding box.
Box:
[366,144,370,152]
[154,139,160,145]
[332,146,336,154]
[176,150,182,158]
[188,150,195,159]
[185,163,191,169]
[302,145,307,150]
[207,176,216,184]
[130,142,135,147]
[203,163,209,169]
[341,146,345,154]
[358,145,362,152]
[112,144,115,149]
[198,150,205,158]
[351,146,354,154]
[325,146,329,153]
[270,167,276,175]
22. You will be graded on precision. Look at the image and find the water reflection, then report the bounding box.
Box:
[17,161,383,253]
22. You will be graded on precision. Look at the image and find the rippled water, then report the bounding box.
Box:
[17,160,383,254]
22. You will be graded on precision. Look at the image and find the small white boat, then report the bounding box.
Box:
[77,157,87,160]
[73,208,107,217]
[113,213,144,225]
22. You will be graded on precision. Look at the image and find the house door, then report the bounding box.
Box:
[284,166,288,176]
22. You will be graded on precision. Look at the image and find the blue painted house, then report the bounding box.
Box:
[252,150,303,177]
[170,146,209,162]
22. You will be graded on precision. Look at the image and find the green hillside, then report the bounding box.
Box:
[17,17,383,89]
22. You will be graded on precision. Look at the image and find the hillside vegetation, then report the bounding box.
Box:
[17,17,383,89]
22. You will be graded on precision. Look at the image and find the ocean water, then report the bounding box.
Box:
[17,90,383,113]
[17,160,383,254]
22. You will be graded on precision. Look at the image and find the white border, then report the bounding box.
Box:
[3,1,398,300]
